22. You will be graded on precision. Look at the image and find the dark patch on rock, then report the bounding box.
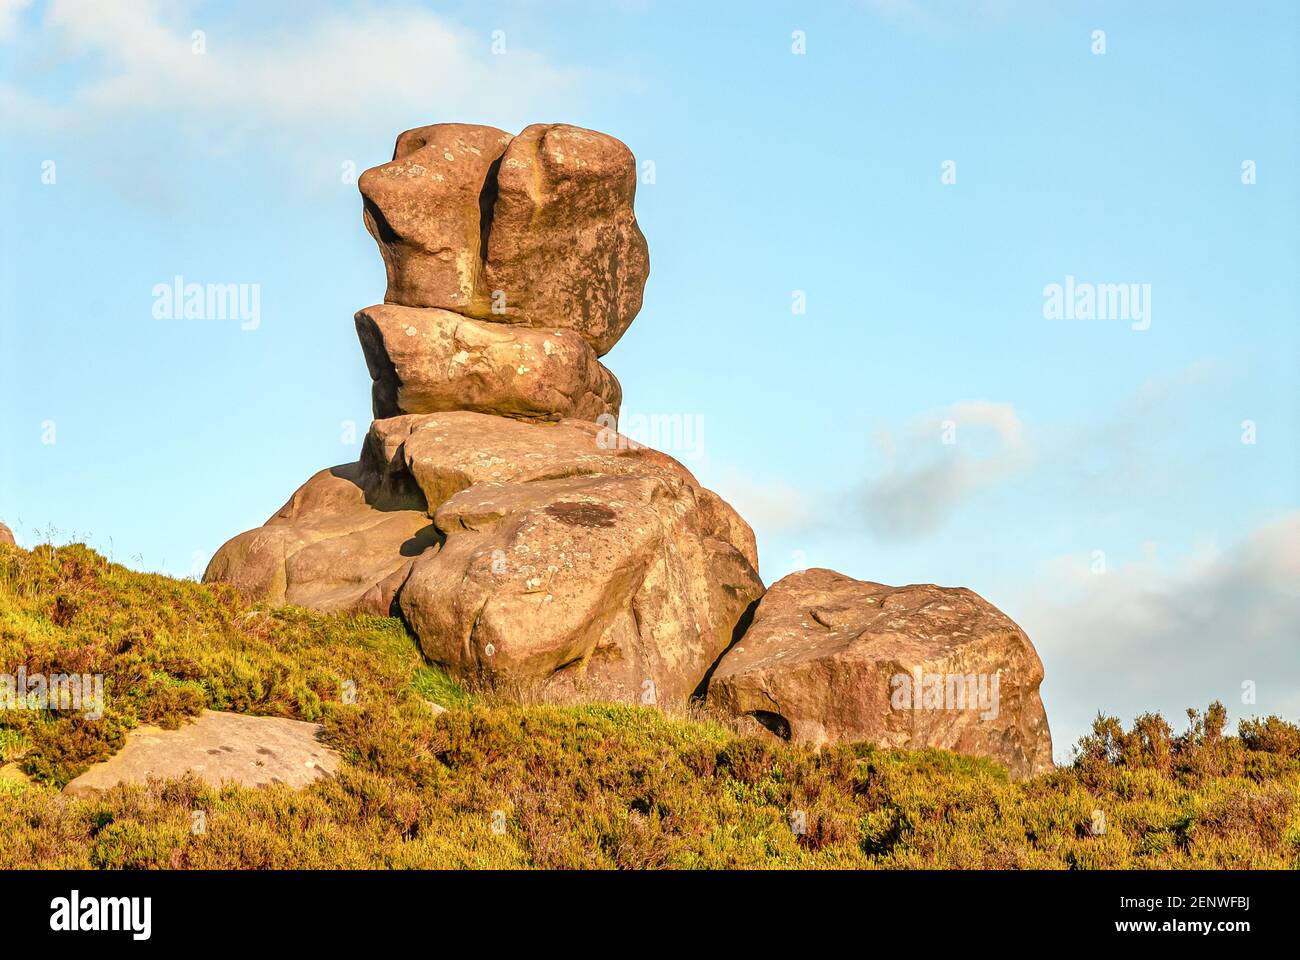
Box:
[545,501,617,528]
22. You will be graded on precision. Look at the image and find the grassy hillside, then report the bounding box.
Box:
[1,541,1297,869]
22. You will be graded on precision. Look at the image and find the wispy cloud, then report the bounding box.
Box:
[863,399,1029,540]
[858,360,1225,542]
[1048,359,1224,505]
[1024,511,1300,756]
[711,466,819,538]
[4,1,587,150]
[0,0,30,41]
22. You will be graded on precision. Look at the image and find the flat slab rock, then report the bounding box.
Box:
[64,710,340,797]
[355,304,622,423]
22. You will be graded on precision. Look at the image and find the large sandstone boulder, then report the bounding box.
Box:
[373,413,760,705]
[359,122,649,356]
[401,469,762,706]
[707,569,1053,778]
[204,455,436,616]
[355,304,620,422]
[483,123,649,356]
[0,523,14,546]
[359,123,512,316]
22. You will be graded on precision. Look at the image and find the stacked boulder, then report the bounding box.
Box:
[206,121,1053,774]
[205,123,764,707]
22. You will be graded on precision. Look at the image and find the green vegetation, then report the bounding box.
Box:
[1,542,1297,868]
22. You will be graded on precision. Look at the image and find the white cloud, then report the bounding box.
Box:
[7,1,587,148]
[949,398,1026,450]
[1023,511,1300,757]
[0,0,30,41]
[1047,359,1225,505]
[863,400,1028,540]
[711,467,818,538]
[859,361,1225,543]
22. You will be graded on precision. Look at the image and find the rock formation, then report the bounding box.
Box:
[0,523,14,546]
[207,122,763,708]
[206,121,1053,773]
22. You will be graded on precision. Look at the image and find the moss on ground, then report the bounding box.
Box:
[0,542,1296,869]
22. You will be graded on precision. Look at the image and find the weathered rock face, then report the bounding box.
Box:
[370,411,760,706]
[0,523,14,546]
[483,124,649,356]
[380,411,712,510]
[355,304,620,422]
[360,122,649,357]
[400,457,762,706]
[204,458,436,617]
[359,123,512,316]
[707,569,1053,778]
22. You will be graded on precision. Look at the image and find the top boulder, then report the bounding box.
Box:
[360,123,513,319]
[360,123,649,357]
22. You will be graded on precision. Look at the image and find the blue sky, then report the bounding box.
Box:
[2,0,1297,756]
